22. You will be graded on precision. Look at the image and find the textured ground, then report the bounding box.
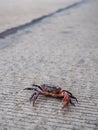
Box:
[0,0,77,32]
[0,0,98,130]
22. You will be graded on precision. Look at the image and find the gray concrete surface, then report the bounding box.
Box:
[0,0,98,130]
[0,0,77,33]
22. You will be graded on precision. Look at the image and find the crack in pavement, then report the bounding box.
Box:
[0,0,85,39]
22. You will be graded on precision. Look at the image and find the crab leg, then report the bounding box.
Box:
[30,92,41,106]
[24,87,35,90]
[70,95,78,103]
[62,100,69,109]
[32,84,43,91]
[24,87,40,92]
[62,92,70,109]
[63,90,78,103]
[32,92,41,106]
[29,92,37,103]
[69,99,75,106]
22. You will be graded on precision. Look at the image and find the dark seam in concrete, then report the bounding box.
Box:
[0,0,85,39]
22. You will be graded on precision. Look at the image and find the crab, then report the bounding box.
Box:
[24,84,78,109]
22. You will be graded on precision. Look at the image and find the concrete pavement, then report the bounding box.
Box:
[0,0,78,33]
[0,0,98,130]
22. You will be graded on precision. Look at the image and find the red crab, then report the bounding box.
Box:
[24,84,78,109]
